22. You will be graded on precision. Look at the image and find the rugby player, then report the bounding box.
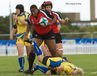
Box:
[39,1,69,57]
[33,41,84,75]
[24,4,59,74]
[10,4,32,72]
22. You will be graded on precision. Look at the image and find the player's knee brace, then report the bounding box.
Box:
[56,48,63,57]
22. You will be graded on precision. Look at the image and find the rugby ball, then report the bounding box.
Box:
[39,17,48,26]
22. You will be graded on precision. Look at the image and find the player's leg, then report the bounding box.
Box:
[56,43,63,56]
[43,29,58,57]
[41,42,51,56]
[24,46,35,74]
[25,32,32,57]
[55,33,63,57]
[33,41,44,62]
[45,39,58,57]
[25,45,31,58]
[24,32,35,74]
[16,43,25,72]
[24,38,43,74]
[33,64,57,75]
[33,43,57,75]
[32,42,53,75]
[33,64,51,75]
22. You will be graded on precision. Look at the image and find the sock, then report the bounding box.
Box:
[35,65,49,74]
[28,52,36,71]
[18,57,25,70]
[33,41,42,56]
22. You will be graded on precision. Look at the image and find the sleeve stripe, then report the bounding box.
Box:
[40,10,52,20]
[52,12,62,21]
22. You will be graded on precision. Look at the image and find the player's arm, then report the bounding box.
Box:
[46,10,56,25]
[48,16,56,25]
[57,66,64,75]
[9,25,17,40]
[41,10,56,26]
[13,15,28,25]
[57,21,61,31]
[58,24,61,31]
[24,24,31,39]
[55,12,69,24]
[60,18,69,24]
[24,16,32,39]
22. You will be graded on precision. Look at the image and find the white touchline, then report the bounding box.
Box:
[90,71,97,74]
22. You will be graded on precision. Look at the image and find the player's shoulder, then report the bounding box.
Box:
[40,9,49,13]
[23,12,30,17]
[52,11,62,20]
[40,10,54,20]
[52,11,60,15]
[28,13,33,19]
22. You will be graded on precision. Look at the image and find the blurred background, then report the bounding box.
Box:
[0,0,97,56]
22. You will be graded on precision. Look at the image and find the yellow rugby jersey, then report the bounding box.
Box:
[41,41,45,47]
[61,62,77,75]
[15,12,29,34]
[46,57,66,70]
[46,57,77,75]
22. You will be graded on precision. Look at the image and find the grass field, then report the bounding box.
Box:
[0,54,97,76]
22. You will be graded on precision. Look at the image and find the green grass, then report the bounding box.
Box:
[0,54,97,76]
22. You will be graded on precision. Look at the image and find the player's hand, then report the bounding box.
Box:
[65,17,69,22]
[57,66,64,75]
[24,38,32,44]
[63,17,69,24]
[9,35,13,41]
[24,33,28,40]
[13,15,18,19]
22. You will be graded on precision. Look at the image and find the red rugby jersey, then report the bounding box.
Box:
[51,12,62,34]
[29,10,53,34]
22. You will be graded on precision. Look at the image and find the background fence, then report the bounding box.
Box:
[0,32,97,56]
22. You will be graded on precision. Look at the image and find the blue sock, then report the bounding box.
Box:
[35,65,49,74]
[33,41,42,56]
[18,57,25,70]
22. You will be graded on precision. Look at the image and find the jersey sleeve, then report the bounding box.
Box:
[24,12,29,21]
[53,12,62,21]
[57,20,61,25]
[25,14,32,25]
[40,10,54,20]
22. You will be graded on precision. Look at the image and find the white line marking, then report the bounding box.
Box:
[90,72,97,74]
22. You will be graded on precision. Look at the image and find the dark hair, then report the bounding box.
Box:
[30,5,38,10]
[16,4,24,12]
[41,1,46,9]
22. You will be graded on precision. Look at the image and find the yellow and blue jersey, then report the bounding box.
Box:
[61,62,78,75]
[13,12,32,46]
[46,57,77,75]
[41,41,45,47]
[16,32,32,46]
[16,12,29,34]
